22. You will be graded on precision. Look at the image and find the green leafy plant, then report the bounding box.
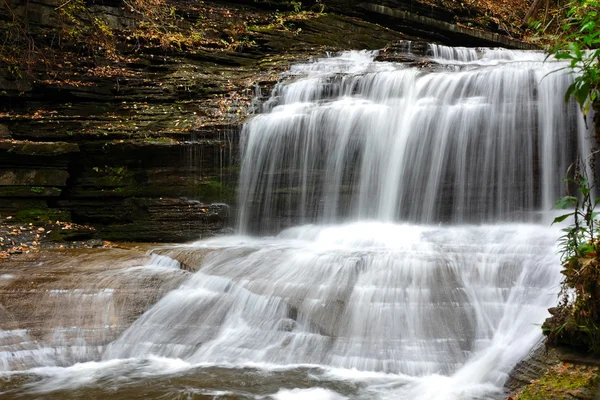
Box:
[547,158,600,353]
[553,163,599,262]
[7,65,21,79]
[549,1,600,117]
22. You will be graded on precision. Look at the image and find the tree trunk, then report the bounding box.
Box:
[523,0,544,23]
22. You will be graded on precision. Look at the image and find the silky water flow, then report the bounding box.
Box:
[0,44,591,400]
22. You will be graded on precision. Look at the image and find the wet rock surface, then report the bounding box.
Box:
[0,246,189,370]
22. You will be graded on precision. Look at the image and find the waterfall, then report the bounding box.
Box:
[0,45,591,400]
[237,47,588,233]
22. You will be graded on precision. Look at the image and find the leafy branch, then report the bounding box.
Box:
[548,1,600,117]
[553,158,599,262]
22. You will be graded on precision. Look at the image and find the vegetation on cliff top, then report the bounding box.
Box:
[0,0,327,84]
[0,0,547,76]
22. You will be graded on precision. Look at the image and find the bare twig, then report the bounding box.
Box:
[1,0,37,66]
[55,0,75,11]
[123,0,144,16]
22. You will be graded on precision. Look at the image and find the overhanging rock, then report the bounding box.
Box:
[324,0,538,49]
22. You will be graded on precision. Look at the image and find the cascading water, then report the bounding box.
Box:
[237,47,588,232]
[0,44,591,400]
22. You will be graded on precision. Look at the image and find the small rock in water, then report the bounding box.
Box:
[87,239,103,248]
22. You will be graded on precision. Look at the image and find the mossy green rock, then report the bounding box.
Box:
[0,141,79,156]
[15,208,72,223]
[0,186,62,197]
[513,363,600,400]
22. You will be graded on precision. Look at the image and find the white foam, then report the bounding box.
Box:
[272,388,348,400]
[363,374,501,400]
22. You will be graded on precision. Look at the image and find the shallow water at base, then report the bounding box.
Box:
[0,361,501,400]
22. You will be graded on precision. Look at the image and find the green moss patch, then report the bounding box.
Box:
[199,179,236,203]
[0,141,79,156]
[514,363,600,400]
[0,186,62,197]
[87,166,136,187]
[15,208,72,223]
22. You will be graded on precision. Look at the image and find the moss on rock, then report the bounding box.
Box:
[0,186,62,197]
[15,208,72,223]
[199,179,237,203]
[0,141,79,156]
[512,363,600,400]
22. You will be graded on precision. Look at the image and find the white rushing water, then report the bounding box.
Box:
[0,44,590,399]
[238,46,589,232]
[104,224,561,382]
